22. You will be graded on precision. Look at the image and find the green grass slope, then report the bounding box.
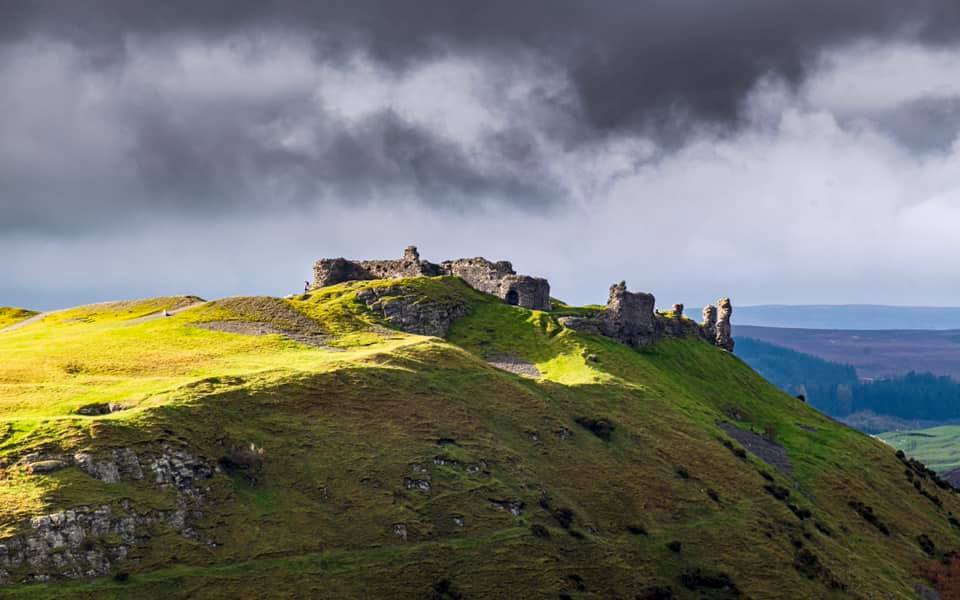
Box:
[881,426,960,473]
[0,278,958,598]
[0,307,38,330]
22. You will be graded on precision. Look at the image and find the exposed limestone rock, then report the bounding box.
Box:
[556,316,602,336]
[355,285,471,338]
[0,501,210,585]
[75,448,143,484]
[149,445,216,502]
[715,298,734,351]
[313,246,550,310]
[75,403,126,416]
[1,445,217,585]
[488,499,524,516]
[25,459,68,475]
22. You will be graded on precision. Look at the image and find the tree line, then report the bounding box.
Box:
[735,337,960,421]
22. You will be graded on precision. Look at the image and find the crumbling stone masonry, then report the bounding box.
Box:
[559,283,734,351]
[600,282,660,347]
[313,246,551,310]
[312,247,734,350]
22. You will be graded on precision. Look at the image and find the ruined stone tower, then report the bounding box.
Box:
[600,282,660,347]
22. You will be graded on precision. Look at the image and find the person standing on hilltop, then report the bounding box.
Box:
[304,281,310,294]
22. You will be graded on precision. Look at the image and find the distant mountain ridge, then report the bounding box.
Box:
[738,304,960,330]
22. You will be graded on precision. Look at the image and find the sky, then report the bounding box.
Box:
[4,2,960,310]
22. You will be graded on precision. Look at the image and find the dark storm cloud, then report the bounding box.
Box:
[131,104,560,214]
[6,0,960,131]
[3,0,960,236]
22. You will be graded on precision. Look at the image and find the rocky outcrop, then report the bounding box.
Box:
[0,502,203,584]
[356,285,471,338]
[313,246,551,311]
[701,305,718,340]
[715,298,734,351]
[0,445,217,584]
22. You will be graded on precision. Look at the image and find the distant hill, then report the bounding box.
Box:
[738,304,960,330]
[736,325,960,381]
[735,337,960,432]
[733,337,858,411]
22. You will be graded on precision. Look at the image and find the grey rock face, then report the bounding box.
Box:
[557,316,602,336]
[600,282,661,347]
[0,502,207,584]
[25,459,68,474]
[312,246,551,310]
[74,448,143,484]
[0,445,217,585]
[356,285,471,338]
[715,297,734,351]
[701,305,718,339]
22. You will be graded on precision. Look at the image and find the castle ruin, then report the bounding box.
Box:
[311,246,733,351]
[313,246,551,311]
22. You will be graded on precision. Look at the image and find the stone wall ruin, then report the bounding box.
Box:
[560,283,734,351]
[313,246,551,310]
[311,246,733,350]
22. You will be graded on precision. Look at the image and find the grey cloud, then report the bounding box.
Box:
[6,1,960,132]
[0,49,564,234]
[861,97,960,153]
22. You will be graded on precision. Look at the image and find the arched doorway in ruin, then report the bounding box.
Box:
[505,289,520,306]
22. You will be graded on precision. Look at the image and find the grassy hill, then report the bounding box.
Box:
[0,307,38,330]
[0,277,958,598]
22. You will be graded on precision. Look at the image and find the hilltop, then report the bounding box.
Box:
[0,269,958,598]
